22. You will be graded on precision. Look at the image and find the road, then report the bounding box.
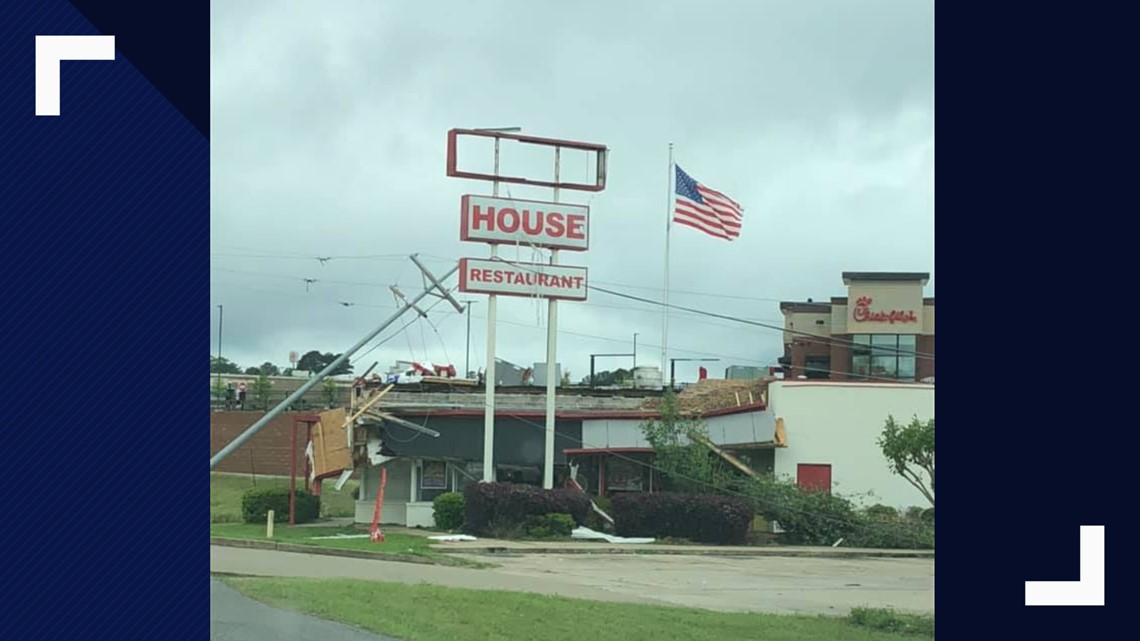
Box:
[211,579,396,641]
[211,545,934,615]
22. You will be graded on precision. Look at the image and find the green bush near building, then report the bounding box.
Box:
[241,486,320,524]
[432,492,465,531]
[524,513,575,539]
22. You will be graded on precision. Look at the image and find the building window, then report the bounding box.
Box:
[851,334,916,381]
[803,356,831,379]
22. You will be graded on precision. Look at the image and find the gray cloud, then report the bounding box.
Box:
[210,0,934,383]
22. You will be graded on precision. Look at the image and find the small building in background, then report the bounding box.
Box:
[725,365,765,380]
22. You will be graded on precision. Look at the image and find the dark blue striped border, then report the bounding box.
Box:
[938,1,1133,636]
[0,2,208,639]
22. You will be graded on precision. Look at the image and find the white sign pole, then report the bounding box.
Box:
[482,139,501,483]
[543,149,561,489]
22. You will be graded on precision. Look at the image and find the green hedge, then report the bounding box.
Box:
[846,506,934,550]
[524,513,575,539]
[611,492,754,545]
[463,483,590,537]
[432,492,465,531]
[241,487,319,524]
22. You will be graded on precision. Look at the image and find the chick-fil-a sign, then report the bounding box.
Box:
[852,296,918,324]
[460,195,589,251]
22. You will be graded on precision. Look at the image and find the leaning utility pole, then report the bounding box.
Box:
[209,254,464,470]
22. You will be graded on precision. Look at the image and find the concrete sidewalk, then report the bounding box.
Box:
[425,537,933,559]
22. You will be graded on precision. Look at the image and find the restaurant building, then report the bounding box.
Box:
[778,272,934,382]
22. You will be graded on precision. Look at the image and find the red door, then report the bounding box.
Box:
[797,464,832,493]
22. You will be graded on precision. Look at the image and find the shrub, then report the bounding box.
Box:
[865,504,899,520]
[432,492,465,531]
[921,507,934,523]
[753,483,859,546]
[524,513,575,539]
[611,492,753,545]
[463,483,590,536]
[241,487,319,524]
[847,514,934,550]
[904,506,925,521]
[849,608,934,636]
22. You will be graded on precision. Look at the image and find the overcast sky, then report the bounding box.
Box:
[209,0,934,383]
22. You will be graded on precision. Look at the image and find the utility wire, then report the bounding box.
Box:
[212,281,920,384]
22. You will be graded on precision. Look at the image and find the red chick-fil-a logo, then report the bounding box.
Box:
[852,296,918,324]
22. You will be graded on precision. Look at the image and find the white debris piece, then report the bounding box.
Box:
[571,526,654,544]
[428,534,478,542]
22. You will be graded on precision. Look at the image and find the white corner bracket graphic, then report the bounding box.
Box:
[1025,525,1105,606]
[35,35,116,116]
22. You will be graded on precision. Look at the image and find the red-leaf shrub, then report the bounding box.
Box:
[611,492,753,545]
[463,483,590,536]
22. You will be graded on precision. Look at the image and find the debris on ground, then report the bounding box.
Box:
[428,534,478,542]
[571,526,654,544]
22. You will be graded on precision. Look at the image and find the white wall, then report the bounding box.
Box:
[582,410,777,449]
[768,381,934,509]
[581,418,651,449]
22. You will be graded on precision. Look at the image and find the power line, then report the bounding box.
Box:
[427,252,934,360]
[212,280,918,383]
[214,267,789,326]
[591,283,934,360]
[214,252,933,357]
[211,251,409,262]
[217,249,825,306]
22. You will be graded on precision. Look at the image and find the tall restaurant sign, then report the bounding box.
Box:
[460,195,589,251]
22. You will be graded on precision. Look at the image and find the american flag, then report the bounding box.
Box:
[673,165,744,241]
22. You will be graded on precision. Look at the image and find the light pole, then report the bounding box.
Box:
[464,300,477,377]
[633,332,639,369]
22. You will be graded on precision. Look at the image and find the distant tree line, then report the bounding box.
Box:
[210,349,353,378]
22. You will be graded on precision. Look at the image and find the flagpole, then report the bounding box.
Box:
[661,143,673,383]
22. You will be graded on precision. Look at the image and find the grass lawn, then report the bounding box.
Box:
[225,578,933,641]
[210,523,489,568]
[211,472,358,523]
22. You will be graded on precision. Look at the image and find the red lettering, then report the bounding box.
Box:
[481,269,492,283]
[470,268,483,282]
[546,212,566,238]
[852,297,918,324]
[471,205,494,231]
[560,275,573,288]
[492,270,503,284]
[521,209,544,236]
[573,277,584,290]
[565,214,585,240]
[498,208,520,233]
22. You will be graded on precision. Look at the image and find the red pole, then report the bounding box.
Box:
[289,418,298,527]
[369,467,387,543]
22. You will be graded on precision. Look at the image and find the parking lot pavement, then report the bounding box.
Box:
[213,545,933,615]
